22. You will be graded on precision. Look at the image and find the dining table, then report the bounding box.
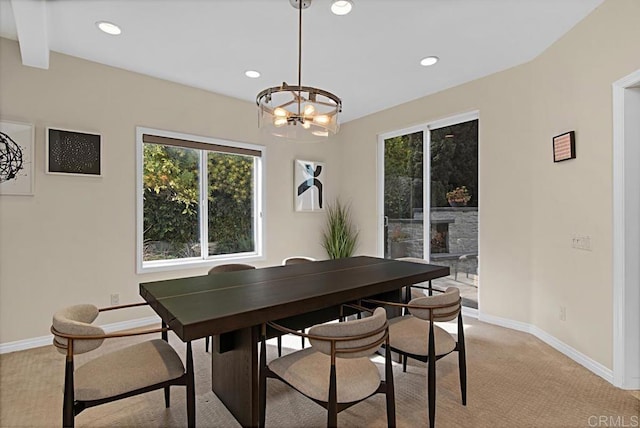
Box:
[140,255,449,427]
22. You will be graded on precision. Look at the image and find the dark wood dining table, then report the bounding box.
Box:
[140,255,449,427]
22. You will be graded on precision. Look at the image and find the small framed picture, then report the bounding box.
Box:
[0,120,35,195]
[46,127,102,176]
[294,159,325,212]
[553,131,576,162]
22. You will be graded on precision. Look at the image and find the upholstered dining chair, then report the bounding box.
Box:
[259,306,395,428]
[282,256,316,265]
[454,254,478,281]
[366,287,466,428]
[205,263,257,353]
[281,256,317,350]
[51,302,195,428]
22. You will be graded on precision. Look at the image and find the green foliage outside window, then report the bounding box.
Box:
[384,131,423,219]
[143,144,255,261]
[384,120,478,217]
[430,120,478,207]
[207,152,254,255]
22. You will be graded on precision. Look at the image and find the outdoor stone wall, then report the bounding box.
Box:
[431,207,478,254]
[387,207,478,274]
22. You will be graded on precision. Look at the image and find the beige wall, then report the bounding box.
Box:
[337,0,640,369]
[0,38,339,343]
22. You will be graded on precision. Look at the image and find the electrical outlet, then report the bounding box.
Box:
[560,306,567,321]
[110,293,120,306]
[571,234,592,251]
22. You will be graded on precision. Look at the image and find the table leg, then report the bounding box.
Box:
[211,326,259,427]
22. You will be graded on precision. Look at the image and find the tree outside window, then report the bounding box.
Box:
[139,131,262,269]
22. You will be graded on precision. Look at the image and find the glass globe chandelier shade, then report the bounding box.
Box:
[256,0,342,141]
[257,83,341,140]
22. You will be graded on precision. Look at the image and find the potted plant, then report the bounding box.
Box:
[389,225,410,258]
[446,186,471,207]
[321,200,359,259]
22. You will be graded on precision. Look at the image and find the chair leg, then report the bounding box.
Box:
[327,365,338,428]
[63,356,75,428]
[459,349,467,406]
[402,354,407,373]
[277,336,282,357]
[458,313,467,405]
[186,342,195,428]
[427,361,436,428]
[164,386,170,408]
[428,325,437,428]
[301,330,305,349]
[205,336,210,352]
[259,330,268,428]
[385,348,396,427]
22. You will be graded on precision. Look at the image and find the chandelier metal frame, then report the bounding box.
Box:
[256,0,342,140]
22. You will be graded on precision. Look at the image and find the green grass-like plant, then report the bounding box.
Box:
[322,200,359,259]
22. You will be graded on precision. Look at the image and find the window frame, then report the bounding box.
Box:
[136,127,265,273]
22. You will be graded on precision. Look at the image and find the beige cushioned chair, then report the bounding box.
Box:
[282,256,316,265]
[51,302,194,428]
[367,287,466,428]
[259,306,395,427]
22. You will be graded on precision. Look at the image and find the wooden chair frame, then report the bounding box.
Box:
[364,294,466,428]
[51,302,195,428]
[259,304,396,428]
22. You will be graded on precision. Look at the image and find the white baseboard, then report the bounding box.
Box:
[0,315,161,355]
[462,306,479,319]
[622,377,640,390]
[478,312,614,384]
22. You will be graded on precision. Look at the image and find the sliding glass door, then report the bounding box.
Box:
[379,113,479,308]
[381,130,425,260]
[428,118,479,308]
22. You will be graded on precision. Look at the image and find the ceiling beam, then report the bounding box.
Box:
[11,0,49,69]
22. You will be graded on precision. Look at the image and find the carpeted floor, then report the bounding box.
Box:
[1,317,637,428]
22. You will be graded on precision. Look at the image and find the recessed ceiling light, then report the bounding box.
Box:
[96,21,121,36]
[420,56,439,67]
[245,70,261,79]
[331,0,353,16]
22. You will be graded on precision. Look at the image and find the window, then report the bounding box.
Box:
[136,128,264,272]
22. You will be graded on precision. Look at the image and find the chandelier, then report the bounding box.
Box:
[256,0,342,141]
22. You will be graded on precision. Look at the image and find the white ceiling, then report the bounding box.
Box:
[0,0,604,123]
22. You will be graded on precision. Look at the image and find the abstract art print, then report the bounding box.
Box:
[46,127,102,176]
[294,159,325,212]
[0,120,34,195]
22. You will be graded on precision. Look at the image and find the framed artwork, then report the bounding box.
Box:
[294,159,325,212]
[553,131,576,162]
[46,127,102,176]
[0,120,34,196]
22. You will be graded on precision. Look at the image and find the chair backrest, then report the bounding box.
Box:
[282,256,316,265]
[208,263,256,274]
[52,304,105,354]
[308,307,387,359]
[408,287,461,322]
